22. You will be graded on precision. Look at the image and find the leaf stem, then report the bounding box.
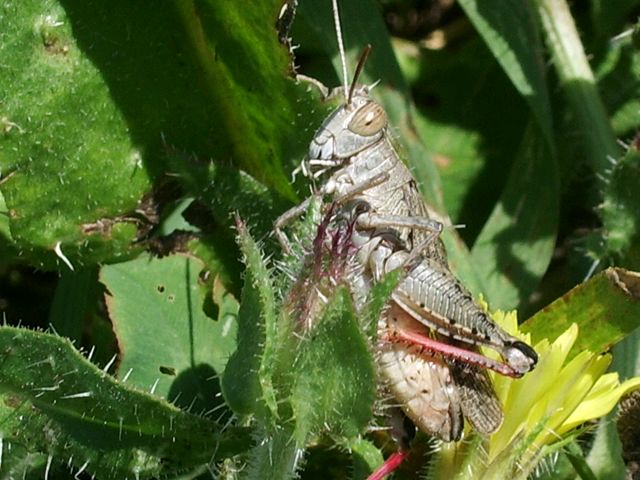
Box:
[533,0,620,175]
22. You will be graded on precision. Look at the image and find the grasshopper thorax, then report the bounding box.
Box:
[308,86,388,166]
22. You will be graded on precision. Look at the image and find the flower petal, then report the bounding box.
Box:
[560,375,640,433]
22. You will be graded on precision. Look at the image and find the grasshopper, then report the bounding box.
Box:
[377,302,504,442]
[275,65,537,378]
[325,204,507,441]
[274,0,537,475]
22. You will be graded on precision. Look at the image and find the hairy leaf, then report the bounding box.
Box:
[0,326,248,479]
[221,219,279,423]
[290,288,376,443]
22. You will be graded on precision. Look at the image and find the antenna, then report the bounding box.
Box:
[347,44,371,105]
[331,0,349,99]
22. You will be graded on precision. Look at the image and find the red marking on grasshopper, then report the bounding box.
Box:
[384,328,524,379]
[311,201,359,284]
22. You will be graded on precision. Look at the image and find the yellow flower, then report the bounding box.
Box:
[483,311,640,474]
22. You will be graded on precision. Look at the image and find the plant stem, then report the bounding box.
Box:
[533,0,620,176]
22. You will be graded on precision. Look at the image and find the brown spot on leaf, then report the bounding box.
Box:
[4,394,24,409]
[82,218,117,236]
[433,153,451,168]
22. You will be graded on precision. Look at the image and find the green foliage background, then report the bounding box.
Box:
[1,0,640,478]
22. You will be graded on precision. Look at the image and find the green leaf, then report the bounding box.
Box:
[586,417,626,480]
[453,1,559,309]
[364,268,402,339]
[458,0,554,146]
[405,39,529,234]
[290,288,376,443]
[522,267,640,360]
[242,425,300,480]
[187,233,243,299]
[166,155,290,245]
[590,0,640,51]
[0,0,151,268]
[0,0,321,268]
[601,148,640,269]
[0,191,17,262]
[49,267,99,341]
[471,121,559,309]
[0,397,53,479]
[534,0,621,176]
[564,440,598,480]
[101,254,236,417]
[221,219,279,422]
[597,39,640,137]
[349,438,385,480]
[0,326,249,479]
[170,0,324,196]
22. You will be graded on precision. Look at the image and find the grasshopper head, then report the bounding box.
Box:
[306,86,388,177]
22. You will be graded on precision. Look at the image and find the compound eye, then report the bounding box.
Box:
[348,101,387,136]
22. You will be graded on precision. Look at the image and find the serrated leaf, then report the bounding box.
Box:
[221,220,279,422]
[101,254,236,417]
[290,288,376,443]
[0,326,249,480]
[522,267,640,360]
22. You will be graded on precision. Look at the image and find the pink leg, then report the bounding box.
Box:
[386,328,523,378]
[367,450,410,480]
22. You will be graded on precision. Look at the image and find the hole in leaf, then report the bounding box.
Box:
[160,365,177,376]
